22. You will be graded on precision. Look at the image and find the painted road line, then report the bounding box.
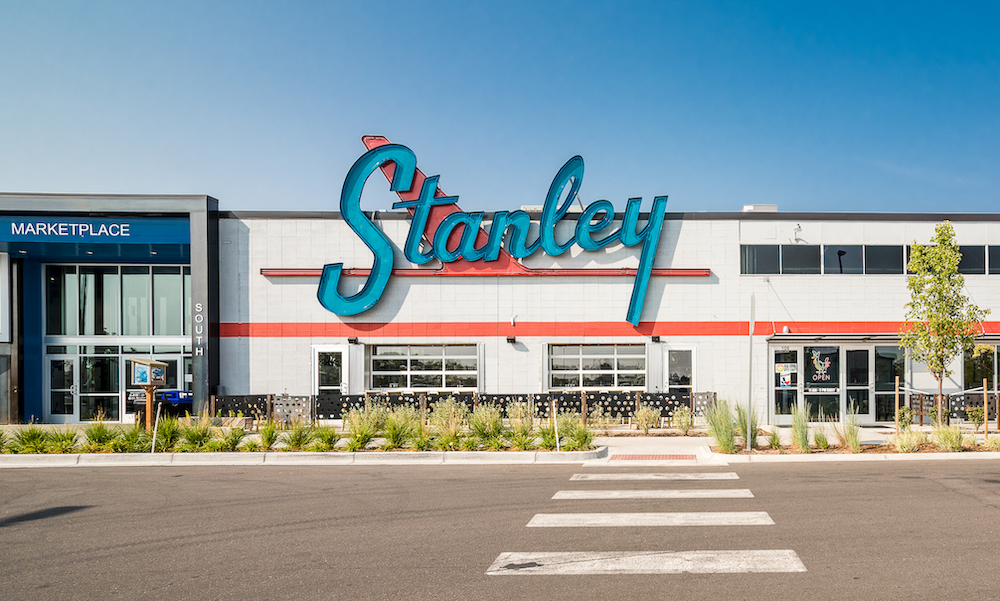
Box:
[570,472,739,481]
[487,550,806,575]
[552,489,754,500]
[526,512,774,527]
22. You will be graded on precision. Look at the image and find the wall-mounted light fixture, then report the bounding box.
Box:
[506,336,516,344]
[347,337,360,344]
[651,336,661,343]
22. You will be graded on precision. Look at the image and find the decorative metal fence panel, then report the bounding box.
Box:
[639,392,690,418]
[215,395,271,419]
[272,394,312,425]
[591,391,636,419]
[692,391,716,416]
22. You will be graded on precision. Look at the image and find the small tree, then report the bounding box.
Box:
[900,222,990,424]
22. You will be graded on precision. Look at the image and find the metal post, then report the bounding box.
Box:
[150,402,162,454]
[894,376,900,435]
[747,293,755,452]
[552,398,560,452]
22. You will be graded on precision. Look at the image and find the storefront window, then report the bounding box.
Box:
[371,345,477,389]
[824,245,863,274]
[549,344,646,389]
[740,245,779,274]
[781,245,821,274]
[122,266,151,336]
[958,246,986,275]
[80,266,120,336]
[46,266,78,335]
[153,266,183,335]
[865,246,903,274]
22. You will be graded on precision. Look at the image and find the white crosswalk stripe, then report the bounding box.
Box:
[553,489,754,500]
[527,511,775,527]
[487,550,807,575]
[488,467,807,575]
[570,472,739,481]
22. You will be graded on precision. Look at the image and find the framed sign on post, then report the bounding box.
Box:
[130,358,168,429]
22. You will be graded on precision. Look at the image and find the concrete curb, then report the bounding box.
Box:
[712,450,1000,463]
[0,447,608,468]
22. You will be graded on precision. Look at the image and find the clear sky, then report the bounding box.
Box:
[1,1,997,214]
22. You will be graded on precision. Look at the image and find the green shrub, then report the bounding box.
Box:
[556,411,585,441]
[457,435,479,451]
[219,427,247,452]
[411,430,434,451]
[767,428,781,450]
[259,421,279,451]
[734,404,759,450]
[506,401,534,437]
[469,403,504,439]
[965,405,986,431]
[813,426,829,450]
[282,422,314,451]
[897,406,913,431]
[791,403,810,452]
[84,421,119,450]
[345,408,379,451]
[155,417,182,451]
[0,429,7,453]
[179,418,214,451]
[507,431,536,451]
[113,424,151,453]
[705,400,736,454]
[833,406,862,453]
[933,424,963,452]
[985,436,1000,452]
[893,429,926,453]
[383,405,420,449]
[565,426,594,451]
[429,398,468,439]
[674,405,694,435]
[538,425,558,450]
[12,425,50,454]
[48,428,79,454]
[962,433,978,449]
[632,405,660,434]
[240,439,263,452]
[312,426,341,451]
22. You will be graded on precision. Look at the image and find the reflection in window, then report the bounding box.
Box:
[824,245,863,274]
[549,344,646,389]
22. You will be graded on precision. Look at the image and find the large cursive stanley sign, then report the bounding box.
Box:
[317,143,668,326]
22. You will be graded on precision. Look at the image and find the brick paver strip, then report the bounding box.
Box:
[610,454,697,461]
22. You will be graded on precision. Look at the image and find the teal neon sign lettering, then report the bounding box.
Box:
[317,144,668,325]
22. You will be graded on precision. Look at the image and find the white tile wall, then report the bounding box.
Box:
[217,213,1000,421]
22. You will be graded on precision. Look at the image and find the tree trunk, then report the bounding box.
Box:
[936,376,944,426]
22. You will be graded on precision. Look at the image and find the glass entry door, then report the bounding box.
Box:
[46,356,77,423]
[803,346,840,421]
[313,345,349,395]
[845,348,875,424]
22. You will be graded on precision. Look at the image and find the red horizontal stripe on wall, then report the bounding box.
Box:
[218,320,965,338]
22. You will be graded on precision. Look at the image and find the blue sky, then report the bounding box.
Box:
[1,1,997,213]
